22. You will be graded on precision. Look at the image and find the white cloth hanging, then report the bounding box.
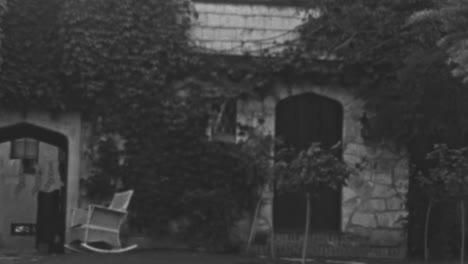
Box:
[13,159,25,195]
[8,159,21,177]
[40,160,63,193]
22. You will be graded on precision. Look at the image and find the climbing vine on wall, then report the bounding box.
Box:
[287,0,468,259]
[0,0,195,111]
[186,0,468,257]
[0,0,266,248]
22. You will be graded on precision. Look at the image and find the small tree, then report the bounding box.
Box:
[275,143,352,264]
[420,144,468,262]
[240,130,275,254]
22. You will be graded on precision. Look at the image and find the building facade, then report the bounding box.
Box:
[0,0,409,258]
[192,0,409,258]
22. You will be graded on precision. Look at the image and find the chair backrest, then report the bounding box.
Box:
[109,190,134,211]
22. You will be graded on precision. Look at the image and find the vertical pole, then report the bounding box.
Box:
[270,203,275,260]
[461,199,465,264]
[302,193,311,264]
[424,200,433,261]
[247,197,262,253]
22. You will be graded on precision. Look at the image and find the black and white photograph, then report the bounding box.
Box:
[0,0,464,264]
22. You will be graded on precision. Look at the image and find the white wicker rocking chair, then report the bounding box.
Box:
[65,190,138,253]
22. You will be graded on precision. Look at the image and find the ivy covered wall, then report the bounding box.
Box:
[0,0,434,257]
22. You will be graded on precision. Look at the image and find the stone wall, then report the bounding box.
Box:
[236,82,409,258]
[343,142,408,247]
[190,2,310,55]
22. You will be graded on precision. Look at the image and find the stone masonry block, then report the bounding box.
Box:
[269,16,302,30]
[373,172,392,185]
[373,159,396,171]
[386,196,405,210]
[347,175,370,194]
[217,14,246,28]
[343,153,361,166]
[199,27,219,40]
[393,159,409,181]
[376,211,408,228]
[395,179,409,195]
[342,187,357,202]
[194,12,210,26]
[361,171,372,181]
[347,225,372,237]
[190,26,204,40]
[342,197,360,214]
[360,199,386,213]
[370,229,405,246]
[239,28,269,41]
[351,213,377,228]
[215,28,240,42]
[344,142,367,157]
[194,3,224,13]
[244,16,268,29]
[371,184,397,198]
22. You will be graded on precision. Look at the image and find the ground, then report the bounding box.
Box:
[0,250,464,264]
[2,250,246,264]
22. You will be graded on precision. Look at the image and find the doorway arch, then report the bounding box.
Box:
[0,122,68,253]
[274,92,343,232]
[0,123,68,146]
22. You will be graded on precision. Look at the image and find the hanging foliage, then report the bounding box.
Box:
[0,0,267,249]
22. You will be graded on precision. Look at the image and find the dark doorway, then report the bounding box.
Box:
[0,123,68,253]
[274,93,343,232]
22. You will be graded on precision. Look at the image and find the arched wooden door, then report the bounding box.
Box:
[274,93,343,232]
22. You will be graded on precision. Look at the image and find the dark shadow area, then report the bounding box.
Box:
[274,93,343,232]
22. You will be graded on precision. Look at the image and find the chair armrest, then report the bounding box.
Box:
[89,205,127,215]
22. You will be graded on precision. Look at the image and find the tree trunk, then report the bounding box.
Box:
[270,210,276,259]
[424,199,433,261]
[246,197,262,253]
[302,193,311,264]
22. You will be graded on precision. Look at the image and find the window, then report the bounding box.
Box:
[11,138,39,159]
[208,98,237,142]
[10,138,39,174]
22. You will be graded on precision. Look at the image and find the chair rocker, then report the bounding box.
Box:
[65,190,138,253]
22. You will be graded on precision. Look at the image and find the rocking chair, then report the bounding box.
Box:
[66,190,138,253]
